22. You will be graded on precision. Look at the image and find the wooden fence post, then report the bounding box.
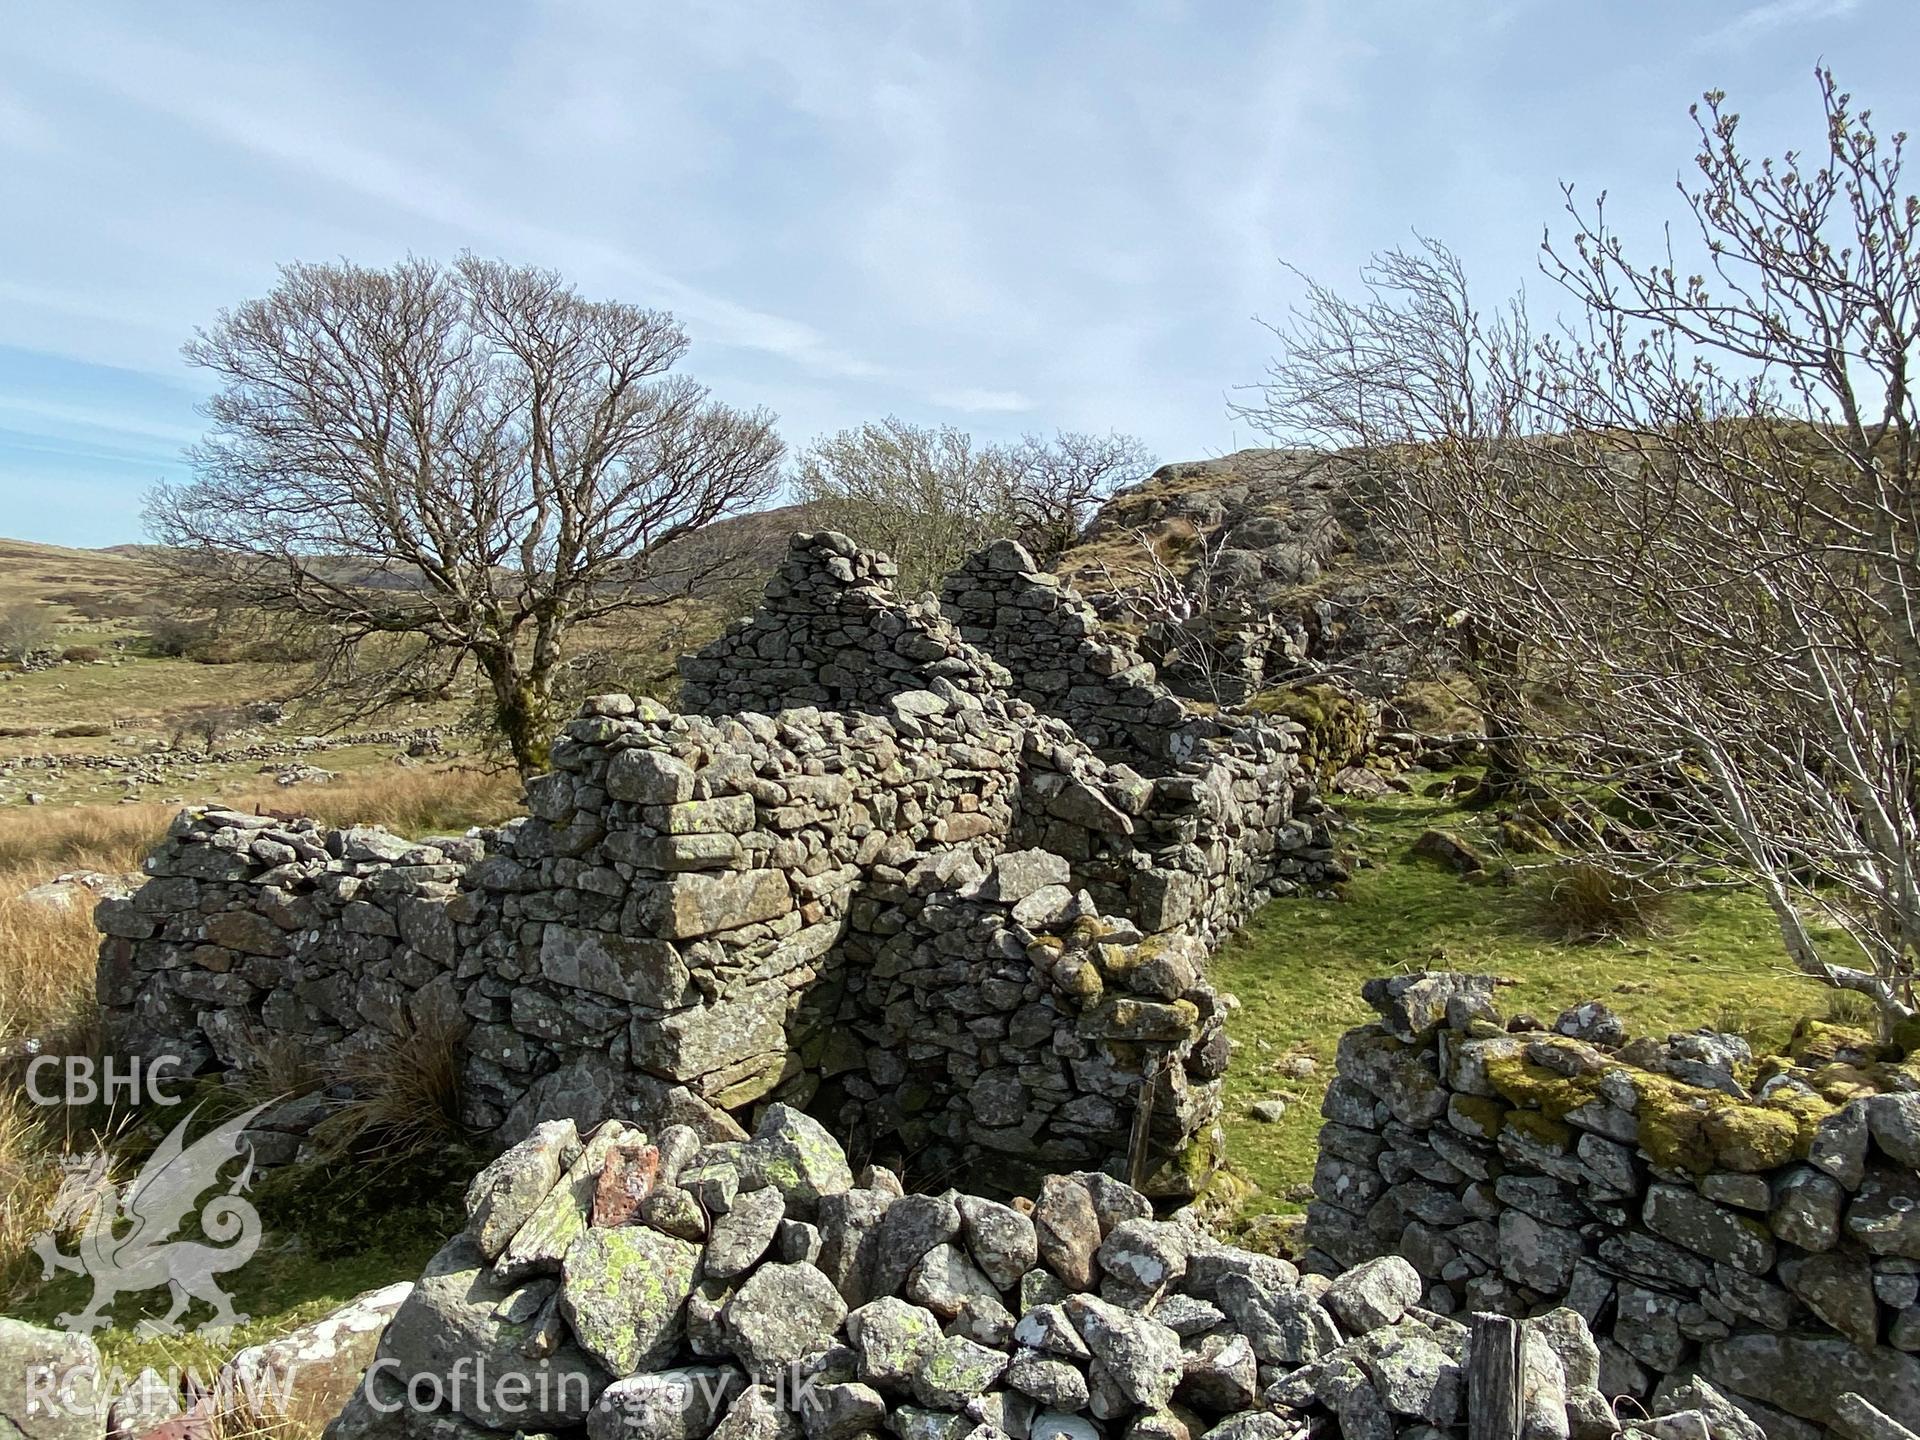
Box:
[1125,1052,1164,1191]
[1466,1312,1524,1440]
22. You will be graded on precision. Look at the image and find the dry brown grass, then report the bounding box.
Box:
[1531,860,1676,943]
[0,892,110,1041]
[269,766,520,836]
[0,802,169,877]
[0,1089,67,1296]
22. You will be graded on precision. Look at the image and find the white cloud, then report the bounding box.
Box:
[931,387,1034,414]
[3,0,1917,547]
[1703,0,1862,46]
[0,395,198,448]
[7,17,889,386]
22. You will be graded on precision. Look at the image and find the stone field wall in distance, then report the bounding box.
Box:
[1304,970,1920,1438]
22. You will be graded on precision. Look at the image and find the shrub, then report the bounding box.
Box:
[1532,860,1674,942]
[141,612,210,657]
[58,646,103,664]
[168,705,246,754]
[0,604,51,664]
[49,723,110,739]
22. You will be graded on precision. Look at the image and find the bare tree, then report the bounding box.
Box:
[1089,524,1249,706]
[1518,72,1920,1023]
[0,604,53,664]
[1005,430,1155,564]
[794,418,1151,594]
[169,705,244,755]
[148,255,784,776]
[793,418,1004,596]
[1252,71,1920,1027]
[1235,238,1542,799]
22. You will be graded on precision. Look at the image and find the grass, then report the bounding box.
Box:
[1530,860,1675,942]
[1211,777,1825,1219]
[317,1016,470,1163]
[9,1166,465,1377]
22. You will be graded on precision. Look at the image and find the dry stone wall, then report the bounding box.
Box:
[98,533,1336,1198]
[679,533,1011,719]
[940,540,1205,771]
[1303,972,1920,1438]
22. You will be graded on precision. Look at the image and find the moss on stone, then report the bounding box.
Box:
[1700,1101,1801,1170]
[1053,954,1104,1002]
[1448,1094,1509,1140]
[1480,1034,1839,1174]
[1633,1088,1715,1173]
[1480,1046,1607,1122]
[1631,1068,1835,1173]
[1890,1013,1920,1058]
[1246,682,1371,784]
[1146,1125,1228,1199]
[1805,1062,1878,1103]
[1787,1018,1882,1067]
[1503,1107,1575,1151]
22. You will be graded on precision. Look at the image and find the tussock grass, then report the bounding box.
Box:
[1826,986,1880,1026]
[1531,860,1675,943]
[0,1089,69,1298]
[319,1015,470,1163]
[226,1027,329,1108]
[0,889,107,1041]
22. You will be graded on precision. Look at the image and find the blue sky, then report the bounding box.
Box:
[0,0,1908,547]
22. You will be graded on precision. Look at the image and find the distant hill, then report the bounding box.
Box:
[1,499,810,616]
[0,538,170,621]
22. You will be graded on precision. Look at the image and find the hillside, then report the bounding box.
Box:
[1054,449,1446,713]
[0,537,171,620]
[0,527,765,807]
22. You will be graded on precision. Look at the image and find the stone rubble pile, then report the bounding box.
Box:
[1305,973,1920,1438]
[1,725,443,797]
[328,1106,1644,1440]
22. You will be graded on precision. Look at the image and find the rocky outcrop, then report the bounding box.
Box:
[1058,450,1433,706]
[1305,975,1920,1438]
[98,534,1339,1198]
[326,1110,1624,1440]
[0,1318,102,1440]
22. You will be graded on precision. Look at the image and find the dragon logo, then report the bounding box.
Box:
[32,1101,272,1335]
